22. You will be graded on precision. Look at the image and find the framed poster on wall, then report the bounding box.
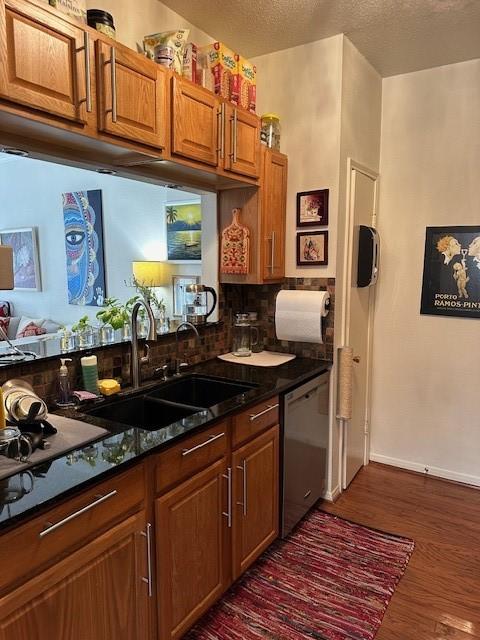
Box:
[296,231,328,266]
[62,190,106,307]
[165,201,202,262]
[420,226,480,318]
[296,189,329,227]
[0,227,41,291]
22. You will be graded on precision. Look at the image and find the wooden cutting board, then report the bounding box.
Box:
[220,208,250,274]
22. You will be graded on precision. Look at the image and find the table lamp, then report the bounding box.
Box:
[132,261,169,287]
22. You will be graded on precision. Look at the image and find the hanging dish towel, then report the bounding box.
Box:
[221,208,250,274]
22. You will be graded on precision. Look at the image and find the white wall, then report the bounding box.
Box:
[371,58,480,486]
[336,37,382,350]
[85,0,214,52]
[0,157,217,325]
[253,35,343,278]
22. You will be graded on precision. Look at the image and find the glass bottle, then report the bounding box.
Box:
[232,313,259,357]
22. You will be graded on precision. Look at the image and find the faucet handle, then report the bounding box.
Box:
[175,360,189,376]
[155,364,169,381]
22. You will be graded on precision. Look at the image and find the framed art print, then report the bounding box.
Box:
[172,275,200,317]
[421,225,480,318]
[296,231,328,266]
[296,189,329,227]
[0,227,41,291]
[165,201,202,262]
[63,189,106,307]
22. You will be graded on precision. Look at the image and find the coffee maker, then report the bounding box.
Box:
[183,284,217,325]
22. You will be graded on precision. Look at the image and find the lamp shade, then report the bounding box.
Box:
[132,261,169,286]
[0,246,14,290]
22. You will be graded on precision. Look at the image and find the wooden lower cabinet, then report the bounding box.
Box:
[0,511,152,640]
[0,402,281,640]
[155,422,281,639]
[155,457,229,640]
[232,425,280,579]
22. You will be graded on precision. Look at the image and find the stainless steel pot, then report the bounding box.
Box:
[2,379,48,423]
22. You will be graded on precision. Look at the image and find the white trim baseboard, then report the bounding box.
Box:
[323,485,341,502]
[370,453,480,488]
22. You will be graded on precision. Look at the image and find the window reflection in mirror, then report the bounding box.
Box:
[0,152,218,360]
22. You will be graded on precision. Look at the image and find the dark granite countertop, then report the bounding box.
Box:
[0,356,330,531]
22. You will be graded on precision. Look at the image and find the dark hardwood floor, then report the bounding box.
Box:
[322,462,480,640]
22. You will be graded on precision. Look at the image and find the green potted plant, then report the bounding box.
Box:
[96,298,127,344]
[72,315,94,348]
[58,324,75,352]
[131,276,168,334]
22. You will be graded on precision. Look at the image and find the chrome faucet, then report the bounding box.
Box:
[175,321,200,375]
[130,299,156,389]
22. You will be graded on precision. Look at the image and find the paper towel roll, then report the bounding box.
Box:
[336,346,353,420]
[275,289,330,343]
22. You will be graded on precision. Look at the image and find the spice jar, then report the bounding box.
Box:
[261,113,281,151]
[87,9,116,40]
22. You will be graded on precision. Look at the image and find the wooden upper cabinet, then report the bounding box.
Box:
[0,0,89,124]
[232,425,280,579]
[261,149,288,280]
[219,147,287,285]
[224,104,260,178]
[171,76,220,166]
[96,40,167,149]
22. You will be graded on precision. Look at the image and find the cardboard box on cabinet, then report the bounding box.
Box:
[48,0,86,21]
[201,42,236,100]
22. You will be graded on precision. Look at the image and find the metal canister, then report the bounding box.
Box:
[154,45,175,69]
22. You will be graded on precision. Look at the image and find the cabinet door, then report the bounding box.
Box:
[156,458,229,640]
[232,425,279,579]
[171,76,220,166]
[224,104,260,178]
[0,0,88,123]
[262,149,288,280]
[97,40,167,149]
[0,512,152,640]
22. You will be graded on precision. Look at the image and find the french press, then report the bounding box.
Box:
[183,284,217,325]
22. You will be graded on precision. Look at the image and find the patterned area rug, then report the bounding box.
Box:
[185,510,414,640]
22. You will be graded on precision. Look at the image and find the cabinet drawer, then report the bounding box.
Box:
[0,463,144,593]
[232,397,279,448]
[155,421,228,494]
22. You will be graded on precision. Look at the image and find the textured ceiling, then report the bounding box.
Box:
[159,0,480,76]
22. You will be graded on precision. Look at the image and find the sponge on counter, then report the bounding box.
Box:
[98,379,121,396]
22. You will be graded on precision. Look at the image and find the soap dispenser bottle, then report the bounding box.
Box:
[57,358,74,407]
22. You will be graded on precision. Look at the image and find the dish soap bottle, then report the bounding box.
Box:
[57,358,75,407]
[81,355,99,395]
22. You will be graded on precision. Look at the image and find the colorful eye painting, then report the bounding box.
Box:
[62,190,106,307]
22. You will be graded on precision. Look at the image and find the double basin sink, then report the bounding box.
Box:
[83,375,258,431]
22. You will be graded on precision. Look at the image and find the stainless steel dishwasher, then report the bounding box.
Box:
[282,370,330,537]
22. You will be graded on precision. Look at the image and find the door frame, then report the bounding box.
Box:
[339,158,379,488]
